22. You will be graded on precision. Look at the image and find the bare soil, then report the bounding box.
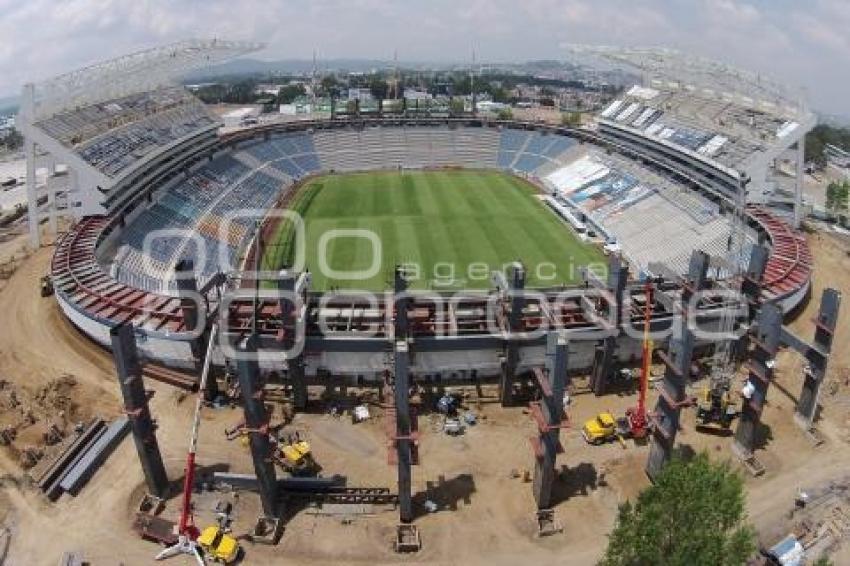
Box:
[0,228,849,565]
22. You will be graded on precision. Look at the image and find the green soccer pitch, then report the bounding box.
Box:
[260,169,606,291]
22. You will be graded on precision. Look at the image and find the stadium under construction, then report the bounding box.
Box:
[10,39,844,558]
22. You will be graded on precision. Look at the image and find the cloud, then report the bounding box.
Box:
[0,0,846,114]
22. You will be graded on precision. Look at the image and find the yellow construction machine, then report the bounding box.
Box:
[275,433,319,476]
[196,525,239,564]
[581,411,629,445]
[695,381,737,432]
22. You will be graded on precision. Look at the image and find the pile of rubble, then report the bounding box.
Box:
[0,374,81,469]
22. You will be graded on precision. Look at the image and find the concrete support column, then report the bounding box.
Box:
[110,324,169,497]
[794,139,805,229]
[47,159,58,236]
[236,335,278,517]
[795,289,841,428]
[25,139,39,248]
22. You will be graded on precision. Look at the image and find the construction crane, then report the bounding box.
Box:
[626,280,653,439]
[155,324,238,565]
[697,174,749,432]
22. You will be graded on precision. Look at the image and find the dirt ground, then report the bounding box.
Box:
[0,227,850,565]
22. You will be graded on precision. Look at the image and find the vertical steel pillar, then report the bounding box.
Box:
[735,245,769,360]
[645,315,695,481]
[278,271,308,409]
[733,303,782,458]
[394,340,413,523]
[795,289,841,428]
[236,335,278,517]
[394,266,410,340]
[175,260,217,400]
[531,331,568,509]
[645,251,708,481]
[500,263,525,406]
[110,324,169,497]
[590,255,628,395]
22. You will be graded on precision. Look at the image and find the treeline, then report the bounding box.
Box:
[0,129,22,152]
[188,69,613,108]
[191,76,306,106]
[805,124,850,168]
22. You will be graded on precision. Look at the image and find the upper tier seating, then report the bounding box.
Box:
[36,86,219,178]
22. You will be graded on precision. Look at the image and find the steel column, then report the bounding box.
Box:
[589,254,628,395]
[394,266,410,340]
[733,303,782,458]
[531,331,569,509]
[795,289,841,428]
[645,315,695,481]
[175,259,217,401]
[735,245,769,360]
[236,335,278,517]
[278,271,308,409]
[645,250,709,480]
[110,324,169,497]
[500,263,525,406]
[394,340,413,523]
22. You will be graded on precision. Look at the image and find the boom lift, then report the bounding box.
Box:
[155,325,240,565]
[626,280,653,440]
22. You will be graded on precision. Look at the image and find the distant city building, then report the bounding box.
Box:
[403,89,431,101]
[347,88,373,102]
[279,103,313,115]
[476,101,507,112]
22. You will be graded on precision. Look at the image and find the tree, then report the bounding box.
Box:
[320,75,340,97]
[0,129,23,151]
[449,98,466,115]
[277,84,306,105]
[369,77,389,100]
[601,453,755,566]
[826,181,850,215]
[805,124,850,169]
[496,107,513,121]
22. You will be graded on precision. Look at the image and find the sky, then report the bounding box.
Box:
[0,0,848,115]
